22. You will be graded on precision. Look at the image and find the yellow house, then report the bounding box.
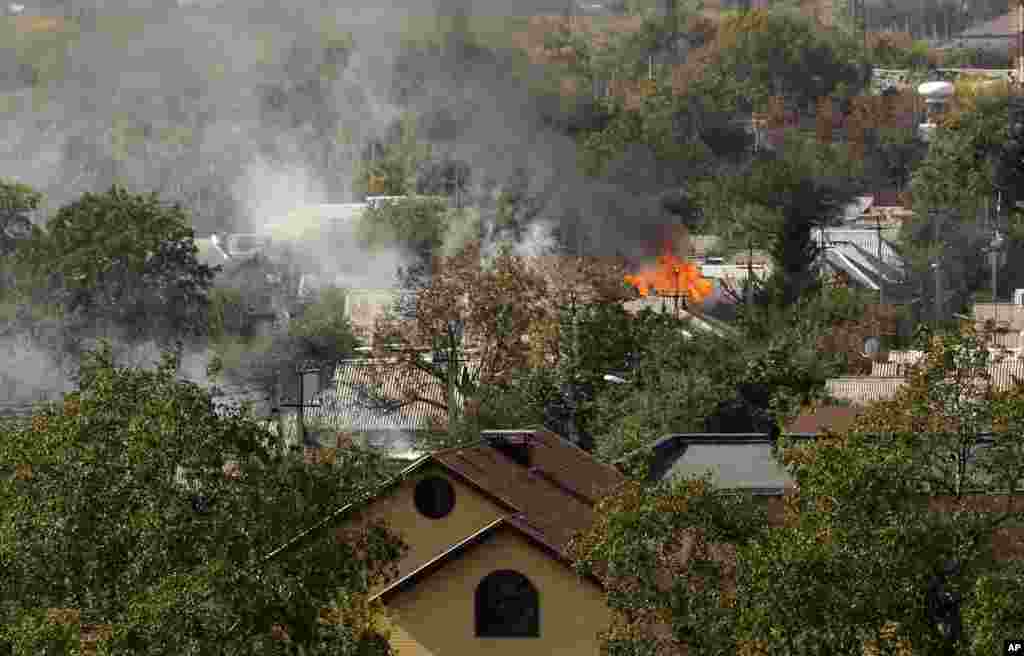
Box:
[329,428,627,655]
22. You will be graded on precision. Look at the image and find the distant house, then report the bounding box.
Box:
[813,227,912,301]
[269,357,472,463]
[943,11,1020,55]
[323,428,627,654]
[322,427,746,655]
[622,295,740,339]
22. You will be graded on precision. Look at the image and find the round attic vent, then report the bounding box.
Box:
[414,476,455,519]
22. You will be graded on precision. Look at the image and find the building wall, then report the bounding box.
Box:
[382,525,612,656]
[341,464,508,598]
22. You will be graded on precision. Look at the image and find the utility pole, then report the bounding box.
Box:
[746,238,754,307]
[1018,0,1023,84]
[560,287,581,448]
[272,366,322,458]
[877,212,885,306]
[933,210,943,327]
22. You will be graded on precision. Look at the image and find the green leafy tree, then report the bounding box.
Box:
[356,113,433,197]
[560,7,868,178]
[906,85,1021,311]
[0,342,407,655]
[719,139,862,308]
[211,285,360,408]
[0,178,43,298]
[589,308,747,462]
[567,474,768,656]
[578,325,1024,656]
[356,196,452,266]
[872,125,928,192]
[15,185,219,343]
[752,325,1024,655]
[703,9,866,114]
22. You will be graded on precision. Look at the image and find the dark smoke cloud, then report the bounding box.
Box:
[2,0,683,405]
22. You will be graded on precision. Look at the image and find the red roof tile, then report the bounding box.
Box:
[784,405,865,434]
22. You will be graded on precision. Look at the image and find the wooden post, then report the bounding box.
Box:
[1018,0,1023,83]
[273,374,286,453]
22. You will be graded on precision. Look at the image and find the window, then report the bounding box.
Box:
[413,476,455,519]
[475,570,539,638]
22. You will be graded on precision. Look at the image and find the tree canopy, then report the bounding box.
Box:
[572,326,1024,656]
[0,178,43,296]
[906,83,1024,310]
[13,185,218,343]
[0,342,406,655]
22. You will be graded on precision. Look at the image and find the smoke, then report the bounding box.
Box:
[2,0,695,408]
[0,332,71,404]
[232,156,331,234]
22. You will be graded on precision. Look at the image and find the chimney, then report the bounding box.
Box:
[483,430,534,467]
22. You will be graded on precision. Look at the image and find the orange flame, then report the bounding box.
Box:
[624,245,714,303]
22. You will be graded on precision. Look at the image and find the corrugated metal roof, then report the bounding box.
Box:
[889,350,925,364]
[826,377,908,405]
[815,228,903,270]
[871,361,908,377]
[872,354,1024,389]
[303,359,462,433]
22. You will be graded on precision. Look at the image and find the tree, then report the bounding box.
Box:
[556,7,868,178]
[520,254,635,450]
[0,178,42,298]
[368,240,549,449]
[906,84,1021,312]
[872,125,928,192]
[0,342,407,655]
[716,139,862,308]
[567,473,768,656]
[355,113,433,197]
[576,325,1024,656]
[752,325,1024,655]
[356,196,452,267]
[589,307,747,462]
[210,285,360,408]
[14,185,219,344]
[701,10,866,114]
[0,178,41,257]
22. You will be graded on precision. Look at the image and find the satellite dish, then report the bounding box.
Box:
[862,336,881,358]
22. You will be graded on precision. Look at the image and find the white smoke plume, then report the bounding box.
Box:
[2,0,691,409]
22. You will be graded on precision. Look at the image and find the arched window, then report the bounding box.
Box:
[475,570,539,638]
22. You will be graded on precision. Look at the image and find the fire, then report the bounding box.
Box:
[624,247,714,303]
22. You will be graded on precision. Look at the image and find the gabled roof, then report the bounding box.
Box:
[293,428,626,565]
[820,245,905,292]
[429,429,627,549]
[368,513,606,603]
[815,228,903,268]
